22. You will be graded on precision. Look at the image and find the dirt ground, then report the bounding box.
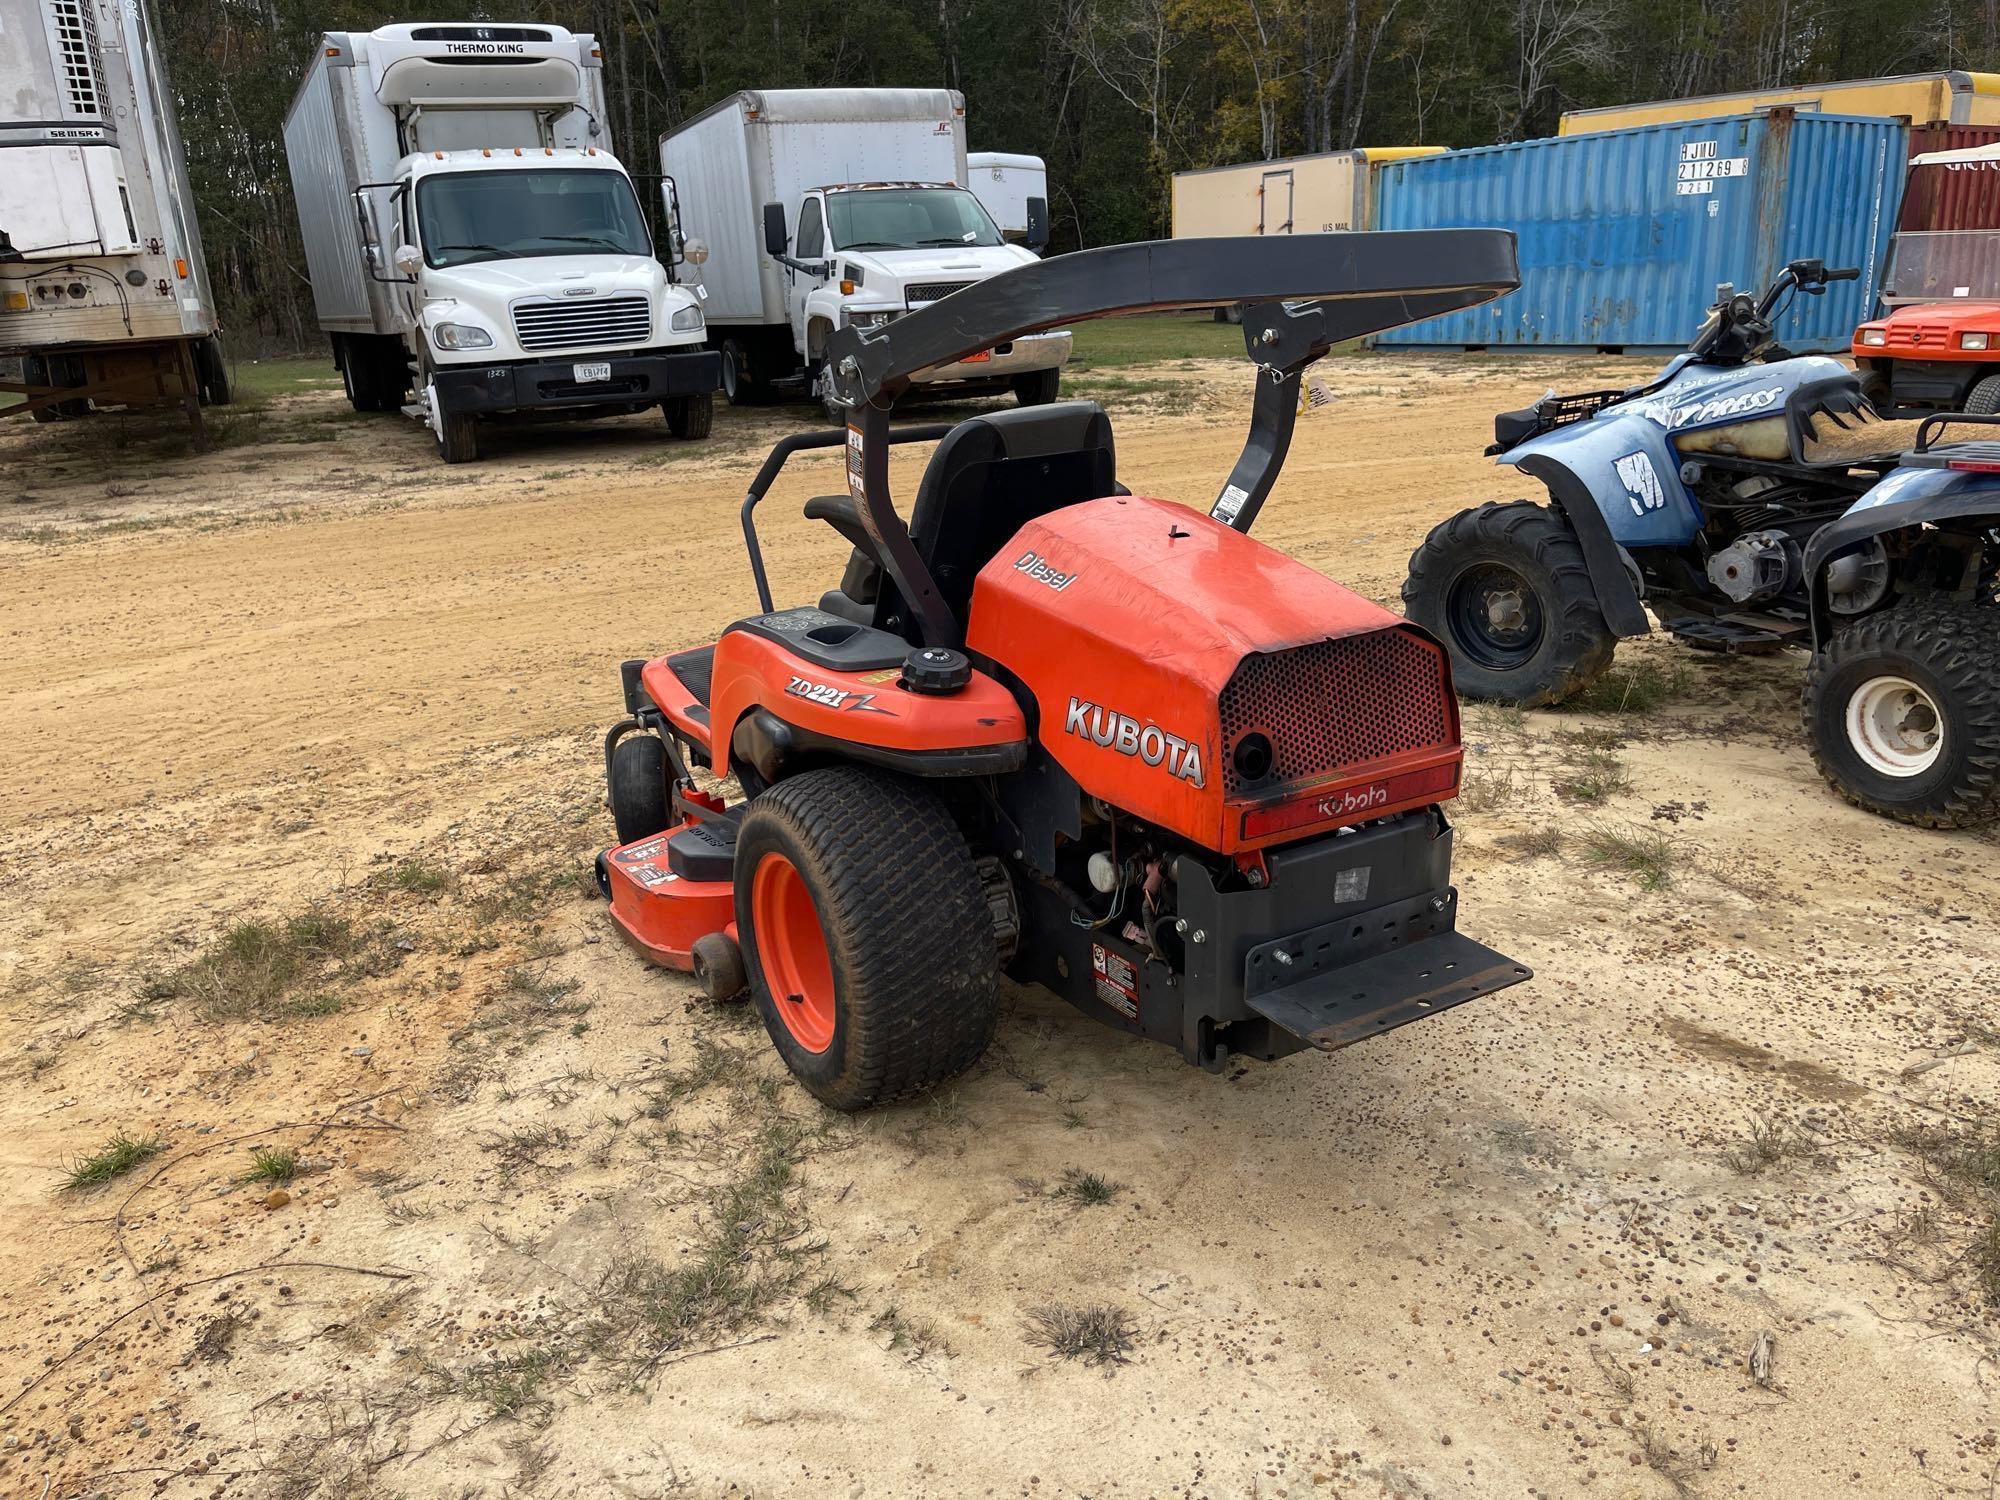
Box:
[2,344,1997,1500]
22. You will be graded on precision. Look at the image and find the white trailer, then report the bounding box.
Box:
[283,22,717,463]
[1170,147,1445,239]
[967,152,1047,242]
[0,0,227,440]
[661,89,1067,416]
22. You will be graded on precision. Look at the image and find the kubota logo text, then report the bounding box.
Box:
[1317,784,1388,819]
[1064,698,1205,787]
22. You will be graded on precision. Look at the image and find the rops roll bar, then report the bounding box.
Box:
[813,231,1521,649]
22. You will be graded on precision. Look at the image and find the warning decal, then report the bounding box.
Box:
[1091,943,1139,1020]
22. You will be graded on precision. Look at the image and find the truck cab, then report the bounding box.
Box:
[284,23,719,463]
[763,182,1068,416]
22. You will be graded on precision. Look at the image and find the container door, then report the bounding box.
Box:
[1259,170,1295,234]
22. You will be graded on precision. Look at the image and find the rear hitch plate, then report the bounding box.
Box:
[1244,925,1531,1052]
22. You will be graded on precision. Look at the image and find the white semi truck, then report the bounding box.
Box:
[0,0,228,440]
[660,89,1067,419]
[283,22,717,463]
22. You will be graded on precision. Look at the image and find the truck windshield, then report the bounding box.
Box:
[417,169,653,269]
[825,188,1004,251]
[1881,230,2000,304]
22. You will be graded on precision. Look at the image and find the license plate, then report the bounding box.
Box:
[573,361,612,383]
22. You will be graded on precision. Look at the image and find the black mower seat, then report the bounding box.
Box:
[816,401,1118,631]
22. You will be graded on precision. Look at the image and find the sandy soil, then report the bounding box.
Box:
[2,349,1997,1500]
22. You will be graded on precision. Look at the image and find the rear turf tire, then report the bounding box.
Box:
[663,391,713,439]
[1013,368,1061,406]
[1964,374,2000,416]
[734,765,998,1111]
[1402,500,1616,706]
[1803,602,2000,828]
[609,734,670,845]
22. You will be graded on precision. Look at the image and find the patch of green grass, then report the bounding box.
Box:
[1022,1303,1137,1368]
[1575,823,1678,890]
[246,1146,299,1185]
[1064,372,1201,414]
[1048,1168,1124,1209]
[1456,759,1519,813]
[1065,312,1368,372]
[1554,749,1632,805]
[146,909,400,1021]
[871,1304,954,1359]
[1568,659,1695,715]
[1723,1113,1822,1175]
[1500,826,1565,860]
[63,1130,165,1191]
[387,857,452,895]
[228,356,344,403]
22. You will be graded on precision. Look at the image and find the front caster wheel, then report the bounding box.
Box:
[608,734,670,845]
[734,766,998,1110]
[1804,603,2000,828]
[1402,500,1616,706]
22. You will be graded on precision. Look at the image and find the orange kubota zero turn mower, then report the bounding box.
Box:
[595,232,1534,1109]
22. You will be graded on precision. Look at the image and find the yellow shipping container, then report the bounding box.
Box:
[1560,71,2000,135]
[1170,147,1443,238]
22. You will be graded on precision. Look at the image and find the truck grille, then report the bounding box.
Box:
[511,295,652,352]
[906,281,973,305]
[1218,628,1454,796]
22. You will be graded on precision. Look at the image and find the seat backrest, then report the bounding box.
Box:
[877,401,1118,631]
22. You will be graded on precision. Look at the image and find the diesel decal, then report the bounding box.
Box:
[1063,698,1205,786]
[1013,549,1078,591]
[785,676,889,714]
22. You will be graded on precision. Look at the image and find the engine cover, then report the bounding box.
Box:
[965,496,1463,853]
[1706,528,1801,604]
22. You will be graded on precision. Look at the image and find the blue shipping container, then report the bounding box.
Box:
[1372,111,1907,353]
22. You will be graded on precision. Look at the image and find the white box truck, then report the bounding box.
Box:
[967,152,1048,243]
[0,0,228,440]
[283,22,718,463]
[661,89,1067,419]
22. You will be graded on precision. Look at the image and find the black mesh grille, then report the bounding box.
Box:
[1218,629,1453,796]
[906,281,973,305]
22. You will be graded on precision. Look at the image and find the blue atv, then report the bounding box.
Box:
[1403,259,2000,828]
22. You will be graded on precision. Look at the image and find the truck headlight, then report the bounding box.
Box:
[1963,331,1990,351]
[432,322,493,350]
[670,304,703,333]
[848,310,894,329]
[1859,327,1888,347]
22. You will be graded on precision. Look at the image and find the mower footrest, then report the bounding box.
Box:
[667,820,736,882]
[1244,931,1531,1053]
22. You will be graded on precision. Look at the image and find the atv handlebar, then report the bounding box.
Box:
[1688,258,1861,363]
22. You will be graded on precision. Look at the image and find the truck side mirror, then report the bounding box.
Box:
[762,202,788,259]
[1025,196,1050,254]
[393,244,421,277]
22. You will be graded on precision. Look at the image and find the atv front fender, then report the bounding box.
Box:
[1514,453,1652,638]
[1807,464,2000,643]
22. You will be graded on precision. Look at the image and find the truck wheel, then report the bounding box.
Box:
[663,392,713,439]
[609,734,671,845]
[196,335,232,407]
[1013,368,1061,406]
[719,339,763,406]
[1965,374,2000,415]
[1803,602,2000,828]
[1402,500,1615,706]
[734,765,998,1111]
[427,379,480,464]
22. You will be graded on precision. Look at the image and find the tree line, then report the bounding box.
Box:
[159,0,2000,350]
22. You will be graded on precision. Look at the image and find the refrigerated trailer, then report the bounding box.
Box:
[967,151,1047,242]
[283,22,717,463]
[0,0,227,443]
[662,89,1066,417]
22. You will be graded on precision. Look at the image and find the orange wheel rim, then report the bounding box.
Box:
[751,853,837,1053]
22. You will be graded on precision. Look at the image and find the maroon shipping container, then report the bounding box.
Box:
[1899,123,2000,230]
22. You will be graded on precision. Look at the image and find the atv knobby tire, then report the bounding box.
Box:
[734,765,998,1110]
[1803,601,2000,828]
[1402,500,1616,706]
